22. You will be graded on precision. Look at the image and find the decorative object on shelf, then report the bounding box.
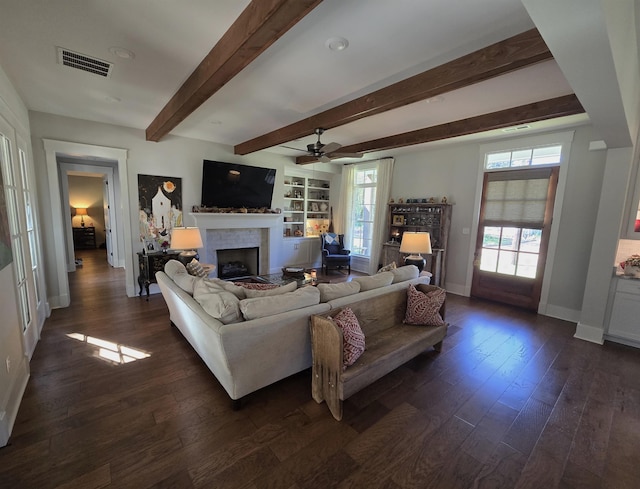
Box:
[399,232,432,272]
[621,254,640,277]
[76,207,88,227]
[441,196,448,204]
[159,239,170,253]
[392,214,404,225]
[170,227,203,261]
[320,202,328,212]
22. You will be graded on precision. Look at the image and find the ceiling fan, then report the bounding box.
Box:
[282,128,363,162]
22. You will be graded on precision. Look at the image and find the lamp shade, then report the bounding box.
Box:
[399,232,432,255]
[170,227,203,251]
[75,208,88,216]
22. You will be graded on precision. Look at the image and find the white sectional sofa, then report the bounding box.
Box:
[156,261,431,406]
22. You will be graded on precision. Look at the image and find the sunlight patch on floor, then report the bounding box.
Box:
[67,332,151,364]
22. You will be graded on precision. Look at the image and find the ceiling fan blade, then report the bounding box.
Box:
[319,155,333,163]
[321,142,341,154]
[280,144,307,152]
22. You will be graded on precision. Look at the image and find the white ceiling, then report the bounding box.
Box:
[0,0,618,161]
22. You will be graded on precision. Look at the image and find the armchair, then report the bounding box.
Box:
[321,233,351,274]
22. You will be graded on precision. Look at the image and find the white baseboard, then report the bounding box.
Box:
[443,282,468,296]
[539,303,581,323]
[574,322,605,344]
[48,293,70,309]
[0,356,29,447]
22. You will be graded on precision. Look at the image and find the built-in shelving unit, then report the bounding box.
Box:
[283,176,330,238]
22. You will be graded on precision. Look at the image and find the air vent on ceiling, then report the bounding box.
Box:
[57,47,112,78]
[502,124,531,133]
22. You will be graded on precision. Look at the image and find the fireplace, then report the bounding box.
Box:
[217,247,259,279]
[190,212,282,277]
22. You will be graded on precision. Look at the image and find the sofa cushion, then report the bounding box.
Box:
[202,278,247,299]
[240,286,320,320]
[391,265,419,283]
[186,258,209,278]
[377,261,397,273]
[164,259,197,294]
[193,279,242,324]
[404,284,446,326]
[243,280,298,298]
[353,271,393,292]
[317,281,361,303]
[331,307,365,367]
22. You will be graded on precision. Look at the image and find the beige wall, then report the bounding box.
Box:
[68,175,106,247]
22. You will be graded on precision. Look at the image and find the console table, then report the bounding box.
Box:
[73,226,97,249]
[137,251,180,300]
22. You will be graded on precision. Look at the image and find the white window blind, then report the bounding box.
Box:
[483,168,552,228]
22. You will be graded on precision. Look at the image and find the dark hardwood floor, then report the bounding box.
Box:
[2,249,640,488]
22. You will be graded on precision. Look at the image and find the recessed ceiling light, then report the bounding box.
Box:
[109,46,135,59]
[325,37,349,52]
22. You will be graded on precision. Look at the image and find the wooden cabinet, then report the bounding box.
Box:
[382,203,452,286]
[137,251,180,300]
[283,176,330,238]
[73,226,96,249]
[607,277,640,346]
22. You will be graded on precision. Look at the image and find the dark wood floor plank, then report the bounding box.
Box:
[3,250,640,487]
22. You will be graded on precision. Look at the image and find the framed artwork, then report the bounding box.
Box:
[293,201,302,211]
[311,202,319,212]
[0,167,13,271]
[138,174,183,246]
[392,214,404,225]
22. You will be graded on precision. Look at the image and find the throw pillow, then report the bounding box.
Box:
[193,279,242,324]
[243,280,298,298]
[202,278,246,299]
[404,284,446,326]
[377,261,397,273]
[391,264,419,283]
[353,271,393,292]
[164,259,197,294]
[317,281,361,302]
[186,258,208,278]
[236,282,280,290]
[239,286,320,320]
[332,307,365,367]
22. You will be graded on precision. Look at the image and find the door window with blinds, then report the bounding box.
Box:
[478,168,554,279]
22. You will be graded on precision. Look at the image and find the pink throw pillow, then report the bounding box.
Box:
[236,282,280,290]
[404,284,446,326]
[332,307,365,367]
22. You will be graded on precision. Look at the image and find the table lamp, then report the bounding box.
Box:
[399,231,432,272]
[76,207,88,227]
[170,227,203,261]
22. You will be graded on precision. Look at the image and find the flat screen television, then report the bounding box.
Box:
[201,160,276,209]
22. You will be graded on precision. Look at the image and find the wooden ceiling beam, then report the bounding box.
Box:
[295,94,585,164]
[145,0,323,142]
[236,28,552,155]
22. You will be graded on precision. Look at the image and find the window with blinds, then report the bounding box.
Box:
[479,168,553,278]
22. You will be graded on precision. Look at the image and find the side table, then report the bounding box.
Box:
[137,251,180,300]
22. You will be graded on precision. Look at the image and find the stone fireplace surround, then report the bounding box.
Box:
[190,213,282,277]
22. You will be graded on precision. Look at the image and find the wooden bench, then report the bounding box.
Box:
[310,284,447,420]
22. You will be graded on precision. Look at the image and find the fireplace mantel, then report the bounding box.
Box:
[190,212,283,274]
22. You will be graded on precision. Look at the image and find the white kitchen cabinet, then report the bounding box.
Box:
[607,277,640,346]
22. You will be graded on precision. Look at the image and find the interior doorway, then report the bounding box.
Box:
[44,139,134,308]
